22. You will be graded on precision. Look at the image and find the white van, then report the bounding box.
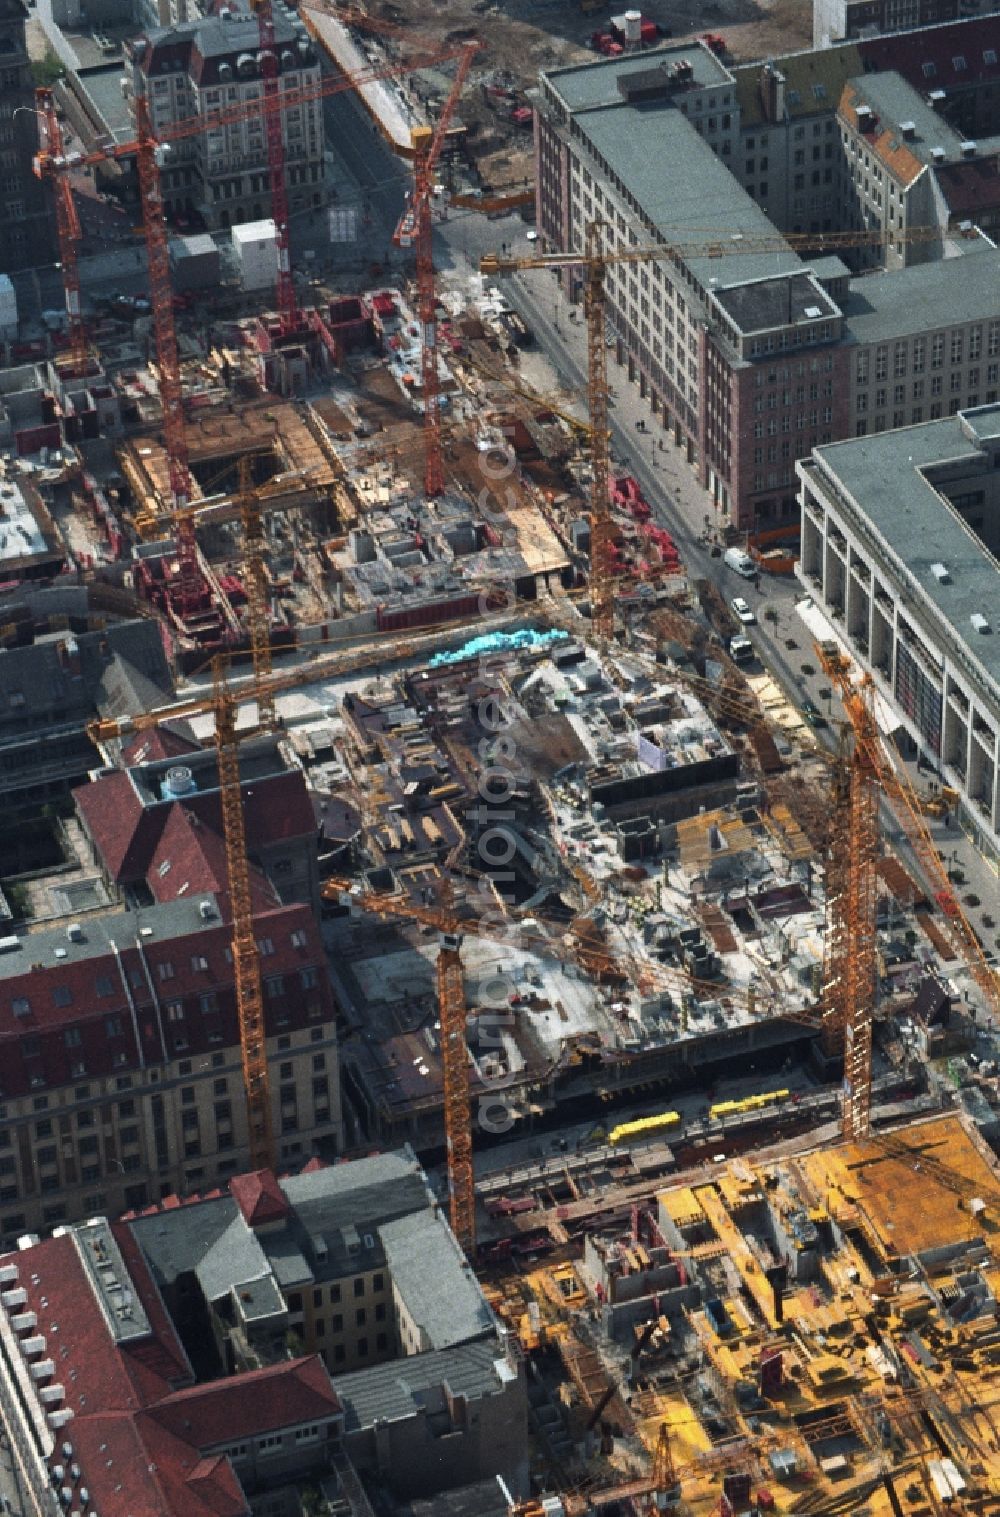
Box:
[723,546,756,578]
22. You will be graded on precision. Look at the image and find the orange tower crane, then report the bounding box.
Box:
[482,220,964,641]
[323,875,477,1251]
[820,727,854,1056]
[251,0,299,333]
[818,643,1000,1139]
[236,455,277,733]
[32,89,88,375]
[394,41,479,498]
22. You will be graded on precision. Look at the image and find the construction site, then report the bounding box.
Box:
[4,5,1000,1517]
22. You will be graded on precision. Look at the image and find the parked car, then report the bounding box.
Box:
[801,698,828,728]
[731,596,756,625]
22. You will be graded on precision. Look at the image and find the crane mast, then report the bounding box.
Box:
[438,934,475,1255]
[32,89,87,375]
[252,0,299,333]
[583,223,615,641]
[237,456,277,732]
[395,42,477,499]
[840,699,880,1143]
[213,661,275,1172]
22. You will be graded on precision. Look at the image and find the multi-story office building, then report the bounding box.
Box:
[125,7,324,229]
[0,0,54,275]
[842,245,1000,435]
[0,890,342,1242]
[798,402,1000,859]
[533,29,1000,532]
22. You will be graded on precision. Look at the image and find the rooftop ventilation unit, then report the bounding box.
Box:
[931,146,946,162]
[804,305,822,319]
[961,140,977,156]
[900,120,916,137]
[66,923,82,943]
[930,561,951,582]
[928,88,947,103]
[971,612,992,633]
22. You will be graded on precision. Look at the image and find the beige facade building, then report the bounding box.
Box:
[126,7,325,229]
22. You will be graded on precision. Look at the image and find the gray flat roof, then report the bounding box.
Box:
[848,71,965,163]
[574,105,802,289]
[380,1211,495,1350]
[0,894,225,982]
[843,238,1000,345]
[130,1195,242,1290]
[546,44,731,113]
[713,271,839,335]
[809,404,1000,691]
[77,64,134,140]
[332,1340,511,1433]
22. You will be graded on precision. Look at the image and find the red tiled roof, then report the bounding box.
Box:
[859,17,1000,88]
[230,1168,291,1227]
[936,152,1000,214]
[145,805,277,912]
[183,770,319,849]
[4,1227,339,1517]
[839,83,925,186]
[0,901,334,1084]
[75,767,316,884]
[147,1357,341,1450]
[73,770,167,882]
[122,723,202,767]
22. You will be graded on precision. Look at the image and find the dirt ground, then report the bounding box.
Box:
[377,0,812,188]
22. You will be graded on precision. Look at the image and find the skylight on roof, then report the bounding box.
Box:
[922,61,937,78]
[787,88,800,104]
[985,49,998,66]
[953,55,967,71]
[813,83,827,99]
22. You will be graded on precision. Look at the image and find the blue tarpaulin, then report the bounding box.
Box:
[429,628,569,667]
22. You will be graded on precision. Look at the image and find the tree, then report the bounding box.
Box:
[32,48,65,88]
